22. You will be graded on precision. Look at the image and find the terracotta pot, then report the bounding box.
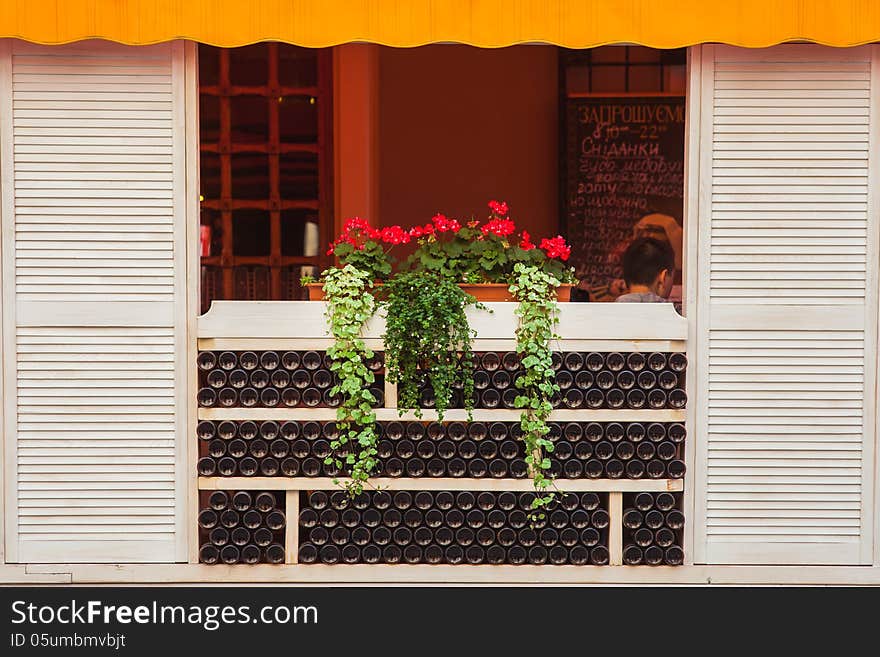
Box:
[305,283,326,300]
[459,283,573,302]
[307,282,573,302]
[305,282,384,300]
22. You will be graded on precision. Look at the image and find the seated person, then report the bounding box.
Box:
[615,237,675,303]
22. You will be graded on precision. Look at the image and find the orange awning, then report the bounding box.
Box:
[1,1,879,49]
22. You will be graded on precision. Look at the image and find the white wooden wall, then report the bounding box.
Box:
[692,44,879,565]
[0,40,190,563]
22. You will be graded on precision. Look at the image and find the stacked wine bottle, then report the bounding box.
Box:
[198,491,286,564]
[621,492,684,566]
[297,490,610,565]
[417,351,687,410]
[196,350,385,409]
[196,419,686,480]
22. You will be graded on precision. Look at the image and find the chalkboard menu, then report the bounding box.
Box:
[564,96,685,297]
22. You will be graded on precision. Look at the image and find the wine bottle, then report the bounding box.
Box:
[507,545,527,565]
[209,527,229,546]
[528,546,548,565]
[199,544,220,564]
[585,352,604,372]
[478,352,499,371]
[636,442,656,461]
[481,389,501,409]
[623,545,643,565]
[623,509,643,530]
[309,527,329,546]
[667,460,686,478]
[197,351,217,371]
[665,545,684,565]
[655,528,675,548]
[556,370,574,390]
[237,351,258,371]
[644,510,665,530]
[270,369,291,389]
[198,509,219,529]
[220,544,241,564]
[250,369,270,389]
[634,528,654,548]
[665,510,685,530]
[655,492,676,512]
[616,370,636,390]
[217,352,237,370]
[625,460,646,479]
[216,457,237,476]
[646,389,666,410]
[644,545,664,566]
[197,457,217,477]
[424,544,444,564]
[207,369,227,389]
[667,423,686,443]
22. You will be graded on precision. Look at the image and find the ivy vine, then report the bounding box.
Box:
[322,264,379,497]
[510,262,562,516]
[382,271,480,421]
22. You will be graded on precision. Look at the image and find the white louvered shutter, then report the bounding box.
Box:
[1,40,187,563]
[694,45,878,565]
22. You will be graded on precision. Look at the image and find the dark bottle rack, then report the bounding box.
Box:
[197,490,286,565]
[621,491,684,566]
[196,350,386,409]
[196,419,686,481]
[297,489,611,565]
[417,351,687,411]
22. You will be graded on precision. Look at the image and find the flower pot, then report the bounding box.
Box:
[305,282,384,300]
[305,283,325,300]
[458,283,573,302]
[307,282,573,302]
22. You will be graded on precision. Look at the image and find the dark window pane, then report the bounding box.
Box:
[279,47,318,88]
[280,152,318,200]
[230,44,268,86]
[591,66,627,92]
[199,95,220,143]
[233,266,271,300]
[591,46,626,63]
[565,65,590,96]
[628,66,662,92]
[281,209,319,256]
[628,47,661,64]
[233,211,270,256]
[279,95,318,144]
[200,152,221,200]
[231,154,270,200]
[230,96,268,144]
[198,45,220,87]
[281,265,316,300]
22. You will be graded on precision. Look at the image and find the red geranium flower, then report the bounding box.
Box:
[539,235,571,261]
[488,200,509,216]
[519,230,535,251]
[481,217,516,238]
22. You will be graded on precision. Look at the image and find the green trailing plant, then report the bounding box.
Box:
[510,262,562,516]
[382,271,480,420]
[322,264,380,497]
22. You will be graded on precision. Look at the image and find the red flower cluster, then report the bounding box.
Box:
[431,213,461,233]
[520,230,536,251]
[488,200,509,216]
[379,225,411,245]
[481,217,517,238]
[539,235,571,261]
[327,216,409,254]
